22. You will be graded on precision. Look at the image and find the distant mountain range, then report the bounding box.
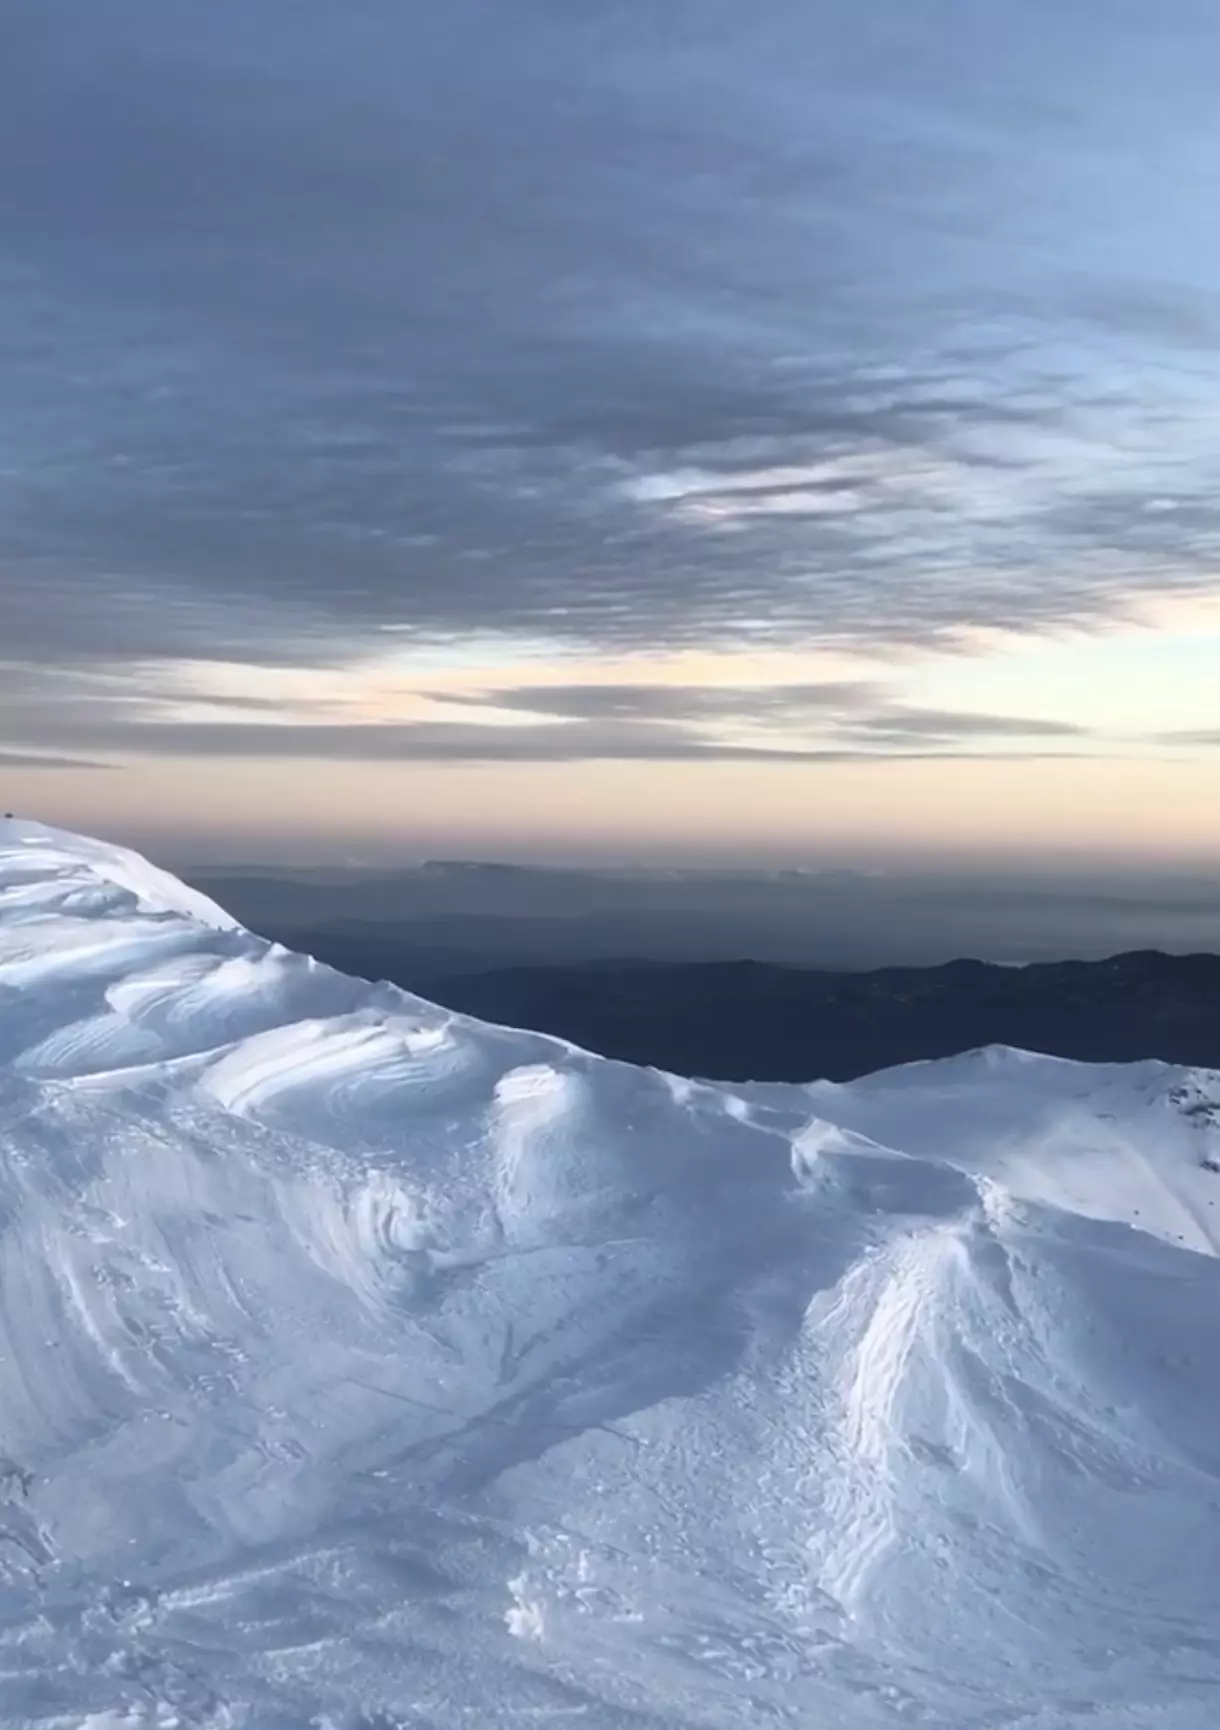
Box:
[191,864,1220,1081]
[190,859,1220,974]
[260,936,1220,1082]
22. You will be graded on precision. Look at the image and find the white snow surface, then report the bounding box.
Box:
[2,820,1220,1728]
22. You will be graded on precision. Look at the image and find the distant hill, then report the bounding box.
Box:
[285,940,1220,1082]
[190,860,1220,976]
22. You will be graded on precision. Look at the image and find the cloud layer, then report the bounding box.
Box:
[0,660,1097,764]
[4,0,1220,763]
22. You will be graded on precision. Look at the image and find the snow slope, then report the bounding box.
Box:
[2,819,1220,1728]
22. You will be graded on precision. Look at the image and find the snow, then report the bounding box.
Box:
[1,818,1220,1727]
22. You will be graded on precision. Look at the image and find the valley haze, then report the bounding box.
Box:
[189,856,1220,972]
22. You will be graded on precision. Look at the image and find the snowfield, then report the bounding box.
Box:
[2,821,1220,1728]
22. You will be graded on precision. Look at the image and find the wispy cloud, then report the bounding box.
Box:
[0,750,114,770]
[0,639,1106,765]
[0,662,1096,763]
[432,681,881,722]
[17,717,1099,764]
[841,707,1092,743]
[1152,728,1220,746]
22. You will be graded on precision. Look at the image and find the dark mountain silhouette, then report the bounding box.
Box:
[267,938,1220,1082]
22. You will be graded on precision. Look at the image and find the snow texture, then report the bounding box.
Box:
[2,817,1220,1727]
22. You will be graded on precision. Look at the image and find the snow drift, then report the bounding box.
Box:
[1,818,1219,1728]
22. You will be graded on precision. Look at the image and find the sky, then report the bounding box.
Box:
[3,0,1220,866]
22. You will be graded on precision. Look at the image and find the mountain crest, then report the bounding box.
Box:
[1,825,1218,1725]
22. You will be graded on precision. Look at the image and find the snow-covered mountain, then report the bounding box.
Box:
[2,819,1220,1729]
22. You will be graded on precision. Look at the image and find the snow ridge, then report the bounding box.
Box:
[1,821,1220,1727]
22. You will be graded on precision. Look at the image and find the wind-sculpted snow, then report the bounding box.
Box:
[2,821,1220,1727]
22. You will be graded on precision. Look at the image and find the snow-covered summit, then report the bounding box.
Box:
[2,825,1220,1727]
[0,816,240,932]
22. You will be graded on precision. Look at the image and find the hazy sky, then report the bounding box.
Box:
[4,0,1220,864]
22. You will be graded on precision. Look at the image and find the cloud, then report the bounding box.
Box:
[9,714,834,763]
[3,0,1220,722]
[1,701,1091,764]
[434,681,881,722]
[0,750,114,770]
[843,708,1091,742]
[0,655,1093,763]
[117,719,838,762]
